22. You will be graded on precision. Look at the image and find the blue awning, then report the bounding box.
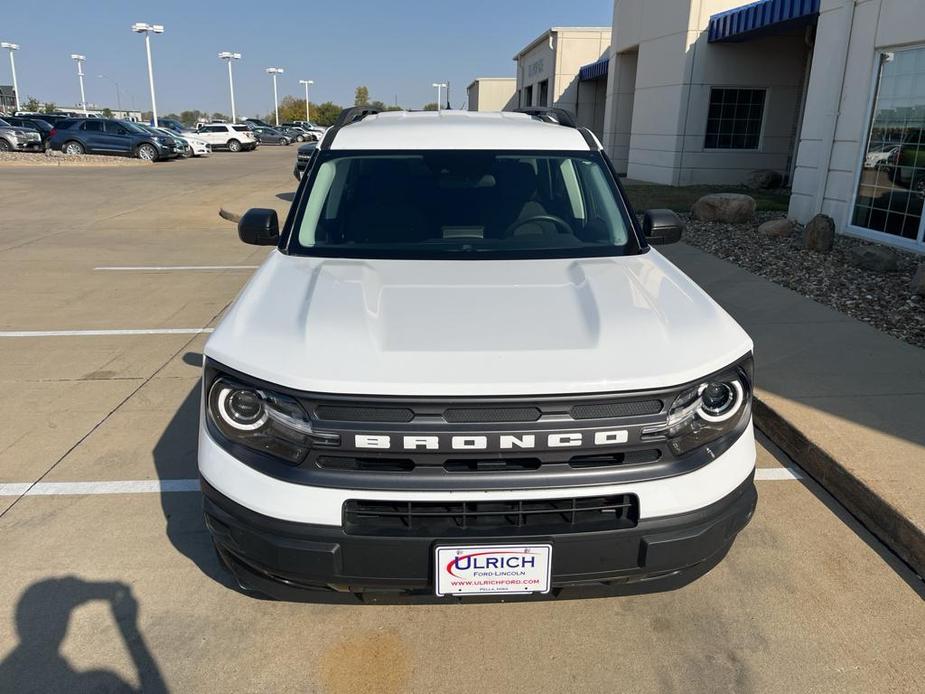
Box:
[708,0,819,43]
[579,57,609,82]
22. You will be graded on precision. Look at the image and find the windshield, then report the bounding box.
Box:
[290,150,639,259]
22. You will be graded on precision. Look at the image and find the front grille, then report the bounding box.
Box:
[343,494,639,536]
[315,405,414,423]
[443,407,541,423]
[571,399,662,419]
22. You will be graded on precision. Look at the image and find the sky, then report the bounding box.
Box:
[1,0,613,117]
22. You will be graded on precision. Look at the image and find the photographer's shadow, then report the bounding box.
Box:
[0,576,167,693]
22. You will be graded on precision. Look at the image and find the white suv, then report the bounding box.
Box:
[200,108,757,601]
[194,123,257,152]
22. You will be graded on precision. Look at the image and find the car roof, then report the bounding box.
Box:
[328,110,593,151]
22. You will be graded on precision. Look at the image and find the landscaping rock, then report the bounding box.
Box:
[746,169,783,190]
[912,263,925,296]
[757,218,795,237]
[846,245,900,273]
[802,214,835,253]
[691,193,756,223]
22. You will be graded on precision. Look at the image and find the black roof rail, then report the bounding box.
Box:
[514,107,600,151]
[321,107,382,150]
[514,106,577,128]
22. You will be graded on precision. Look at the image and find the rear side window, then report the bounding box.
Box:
[81,121,103,132]
[232,126,250,133]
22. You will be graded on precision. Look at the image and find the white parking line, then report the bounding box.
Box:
[755,467,803,480]
[0,480,200,496]
[0,328,215,337]
[94,265,259,271]
[0,471,802,497]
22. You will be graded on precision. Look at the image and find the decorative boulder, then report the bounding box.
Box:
[746,169,783,190]
[691,193,756,223]
[757,218,795,237]
[846,245,900,273]
[802,214,836,253]
[910,263,925,296]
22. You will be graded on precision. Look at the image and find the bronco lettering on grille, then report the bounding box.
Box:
[352,429,628,451]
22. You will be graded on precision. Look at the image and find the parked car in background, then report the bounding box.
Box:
[243,118,273,128]
[288,120,327,141]
[194,123,258,152]
[3,116,53,148]
[292,141,317,179]
[275,125,308,142]
[0,117,44,152]
[136,123,189,158]
[251,126,291,146]
[47,118,178,160]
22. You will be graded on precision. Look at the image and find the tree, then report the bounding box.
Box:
[311,101,343,127]
[178,110,202,126]
[23,96,41,112]
[101,108,113,119]
[422,102,438,111]
[354,86,369,107]
[42,102,57,114]
[211,112,230,122]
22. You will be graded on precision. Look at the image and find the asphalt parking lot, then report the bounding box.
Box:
[1,146,923,694]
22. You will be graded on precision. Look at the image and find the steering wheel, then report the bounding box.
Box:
[503,214,572,237]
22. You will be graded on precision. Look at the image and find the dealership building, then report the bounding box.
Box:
[595,0,925,252]
[467,78,517,112]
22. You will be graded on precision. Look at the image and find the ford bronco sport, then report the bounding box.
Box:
[200,107,757,600]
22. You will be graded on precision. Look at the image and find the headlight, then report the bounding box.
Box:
[647,356,752,457]
[207,376,338,464]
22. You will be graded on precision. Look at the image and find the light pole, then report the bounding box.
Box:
[218,52,240,123]
[299,79,313,122]
[70,54,88,115]
[432,82,447,111]
[98,74,122,111]
[266,67,284,126]
[1,43,20,112]
[131,23,164,125]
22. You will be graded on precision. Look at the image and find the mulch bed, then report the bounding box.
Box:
[681,212,925,350]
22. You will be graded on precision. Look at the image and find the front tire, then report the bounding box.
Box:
[282,138,291,146]
[227,139,241,152]
[136,143,158,161]
[0,138,11,152]
[63,141,84,155]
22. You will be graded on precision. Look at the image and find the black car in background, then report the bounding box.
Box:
[3,116,53,147]
[47,118,177,160]
[293,141,317,179]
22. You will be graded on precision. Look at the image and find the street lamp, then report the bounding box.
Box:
[1,42,20,113]
[71,54,88,115]
[298,79,313,122]
[218,52,241,123]
[98,74,122,111]
[432,82,447,111]
[266,67,284,126]
[131,23,164,125]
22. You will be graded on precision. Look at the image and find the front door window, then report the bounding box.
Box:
[851,46,925,248]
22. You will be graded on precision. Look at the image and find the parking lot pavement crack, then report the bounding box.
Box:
[0,299,234,519]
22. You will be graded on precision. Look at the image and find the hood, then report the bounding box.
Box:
[206,251,752,396]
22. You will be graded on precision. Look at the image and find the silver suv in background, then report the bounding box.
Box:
[0,117,43,152]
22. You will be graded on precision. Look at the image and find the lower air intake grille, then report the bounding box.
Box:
[343,494,639,536]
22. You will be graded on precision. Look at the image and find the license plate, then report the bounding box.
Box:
[434,544,552,597]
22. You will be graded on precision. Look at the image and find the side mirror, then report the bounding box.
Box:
[238,208,280,246]
[643,209,684,245]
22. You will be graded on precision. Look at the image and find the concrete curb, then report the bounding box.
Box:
[218,208,241,223]
[754,396,924,578]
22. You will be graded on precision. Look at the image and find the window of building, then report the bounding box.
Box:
[523,85,533,108]
[704,88,765,149]
[538,80,549,107]
[851,46,925,248]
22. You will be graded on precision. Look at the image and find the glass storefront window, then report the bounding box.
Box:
[852,47,925,246]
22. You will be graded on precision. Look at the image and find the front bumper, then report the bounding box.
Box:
[203,470,756,600]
